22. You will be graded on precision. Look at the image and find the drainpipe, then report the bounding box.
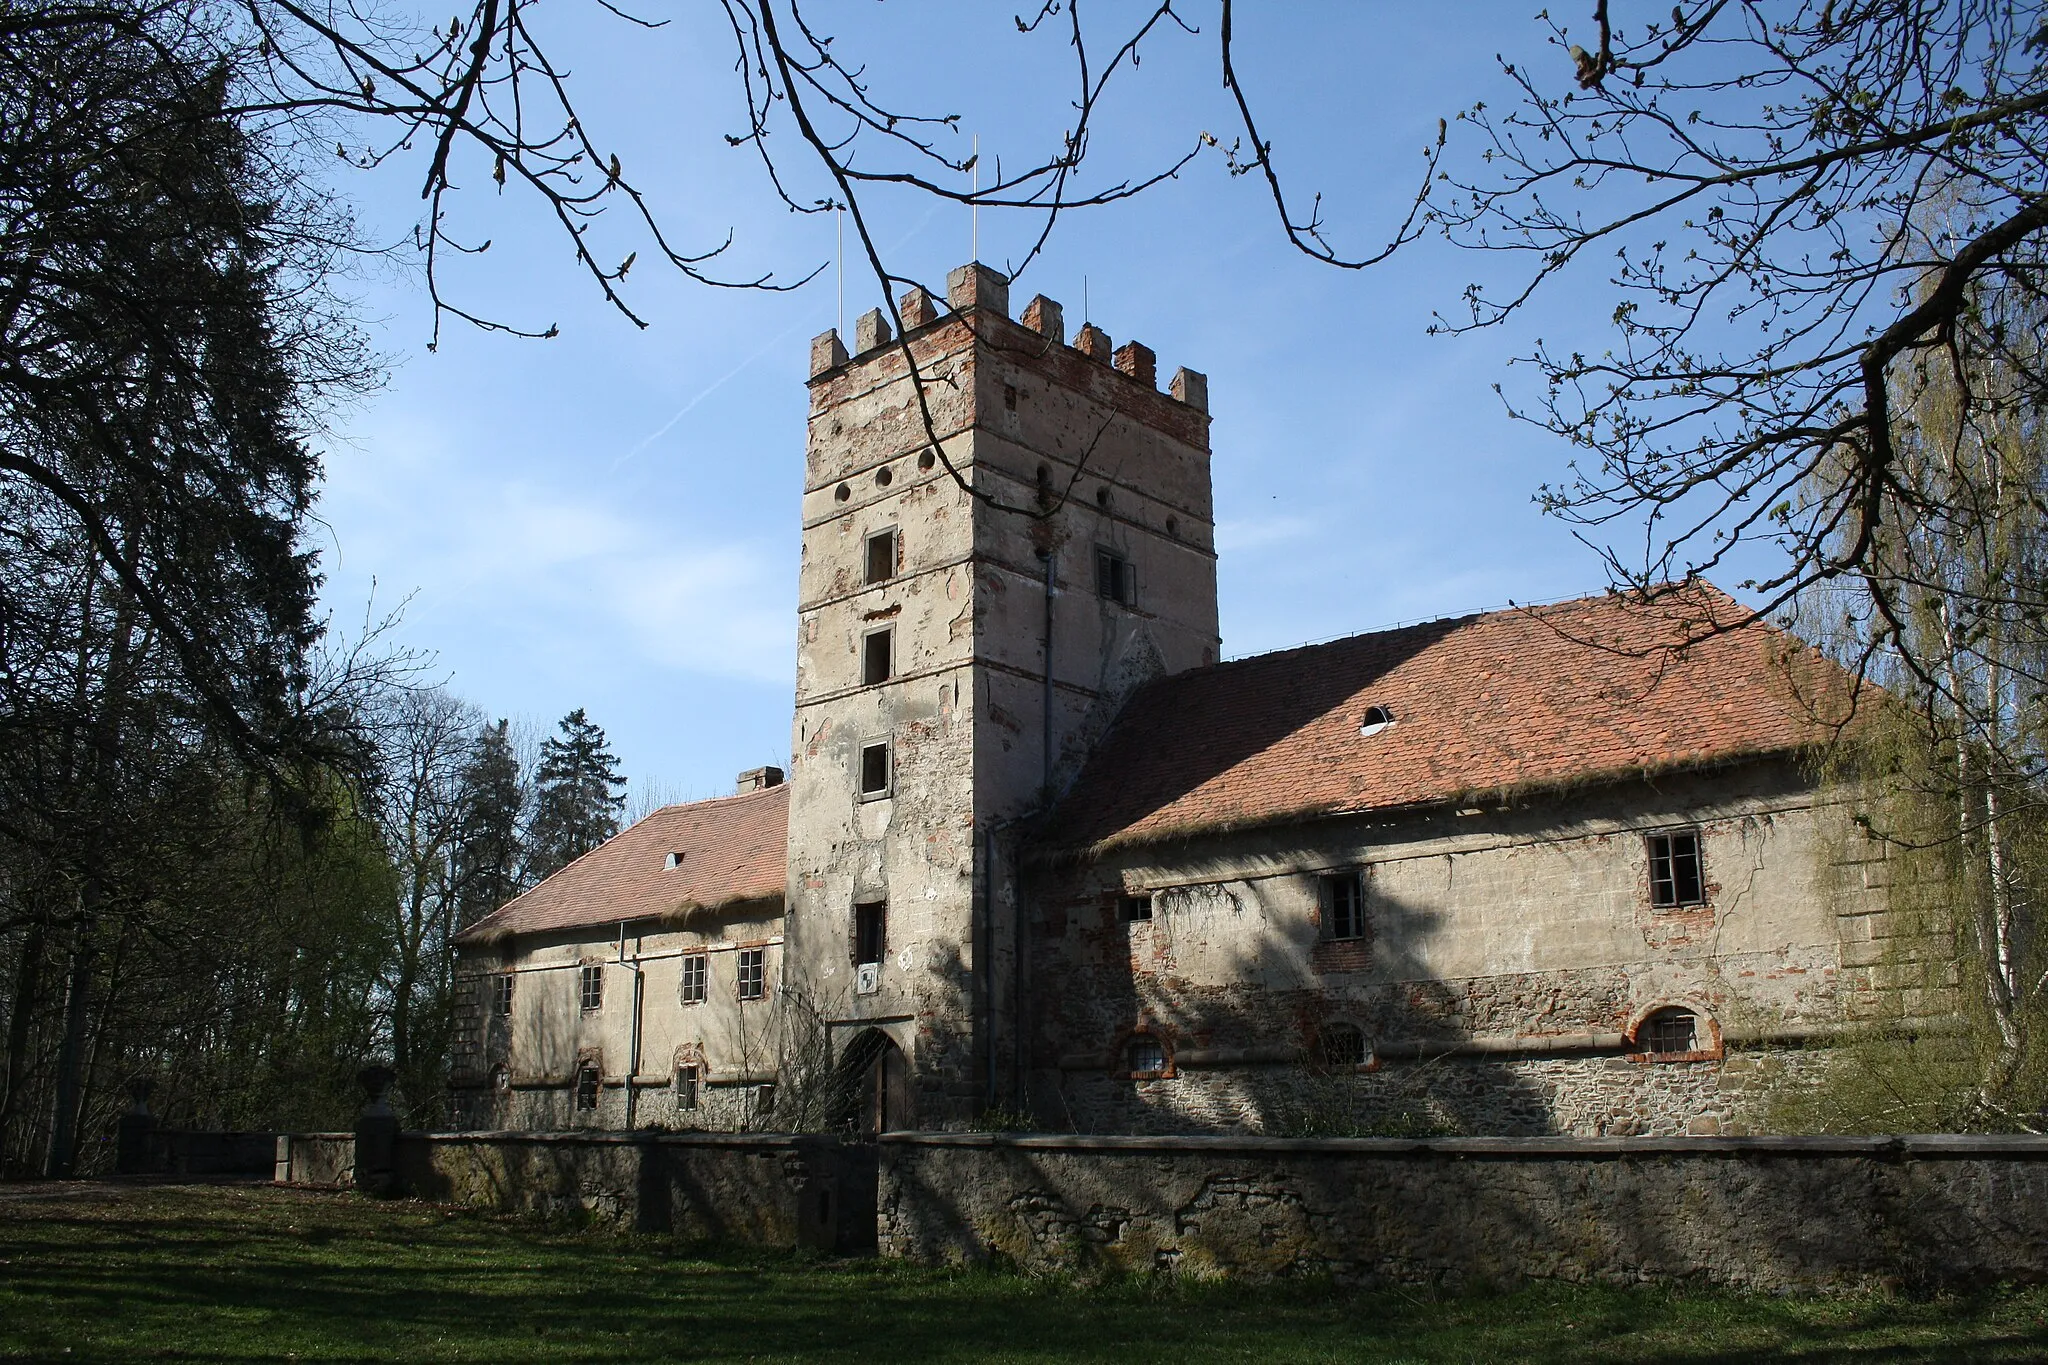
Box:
[618,923,644,1130]
[1040,548,1056,792]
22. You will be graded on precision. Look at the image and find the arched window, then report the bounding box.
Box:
[1315,1022,1367,1069]
[1637,1007,1700,1057]
[490,1064,510,1094]
[1127,1036,1167,1076]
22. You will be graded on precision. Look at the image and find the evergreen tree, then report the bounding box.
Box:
[526,709,626,879]
[453,719,528,926]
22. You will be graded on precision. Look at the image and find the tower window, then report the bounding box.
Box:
[1004,383,1018,411]
[855,900,887,966]
[1095,548,1135,605]
[865,529,897,585]
[1648,831,1706,907]
[579,963,603,1012]
[492,973,514,1018]
[859,741,892,798]
[737,948,767,1001]
[1322,871,1365,941]
[862,628,893,685]
[679,952,707,1005]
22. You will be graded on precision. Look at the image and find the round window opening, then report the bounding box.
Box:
[1638,1007,1700,1057]
[918,450,936,472]
[1359,704,1396,737]
[1128,1037,1166,1075]
[1315,1022,1367,1069]
[1165,515,1180,539]
[834,483,851,503]
[875,465,894,488]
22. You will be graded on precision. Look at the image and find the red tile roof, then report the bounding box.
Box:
[456,784,788,946]
[1041,583,1852,852]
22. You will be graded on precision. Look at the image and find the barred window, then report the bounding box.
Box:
[1323,871,1365,941]
[1128,1036,1166,1076]
[1648,831,1706,907]
[676,1065,699,1111]
[1639,1008,1700,1057]
[492,973,514,1018]
[737,947,766,1001]
[679,953,707,1005]
[575,1062,600,1111]
[1316,1022,1367,1068]
[578,963,603,1012]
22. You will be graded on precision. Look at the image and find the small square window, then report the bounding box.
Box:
[859,741,891,798]
[1648,831,1705,907]
[737,947,766,1002]
[855,900,887,966]
[1323,872,1365,941]
[865,529,896,586]
[679,953,707,1005]
[492,973,514,1018]
[1095,548,1135,605]
[575,1062,600,1111]
[863,628,894,685]
[676,1065,699,1111]
[1120,893,1153,923]
[579,963,603,1012]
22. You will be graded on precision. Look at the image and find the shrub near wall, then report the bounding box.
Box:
[879,1132,2048,1291]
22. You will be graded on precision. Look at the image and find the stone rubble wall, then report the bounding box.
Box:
[878,1131,2048,1291]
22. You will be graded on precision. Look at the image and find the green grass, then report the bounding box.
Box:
[2,1184,2047,1362]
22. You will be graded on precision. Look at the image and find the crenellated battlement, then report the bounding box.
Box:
[808,261,1207,415]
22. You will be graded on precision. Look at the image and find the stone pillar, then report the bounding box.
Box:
[114,1077,156,1176]
[354,1065,399,1196]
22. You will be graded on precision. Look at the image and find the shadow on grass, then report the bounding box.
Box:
[0,1185,2045,1363]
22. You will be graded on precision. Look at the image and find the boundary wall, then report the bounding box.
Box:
[877,1132,2048,1291]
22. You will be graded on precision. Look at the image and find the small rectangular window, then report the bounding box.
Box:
[679,952,707,1005]
[855,900,887,966]
[575,1062,600,1111]
[1648,831,1706,907]
[863,628,894,685]
[1323,872,1364,941]
[579,963,604,1012]
[865,529,896,585]
[859,741,891,798]
[492,973,515,1018]
[1120,893,1153,923]
[1095,548,1134,605]
[676,1065,699,1111]
[737,947,766,1001]
[756,1082,777,1115]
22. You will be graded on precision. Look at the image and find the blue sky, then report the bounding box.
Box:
[313,3,1705,804]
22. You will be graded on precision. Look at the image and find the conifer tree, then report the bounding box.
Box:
[453,719,528,925]
[526,709,626,879]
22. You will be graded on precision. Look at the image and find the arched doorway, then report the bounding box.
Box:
[833,1029,911,1137]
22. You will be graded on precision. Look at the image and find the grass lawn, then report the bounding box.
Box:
[1,1184,2046,1362]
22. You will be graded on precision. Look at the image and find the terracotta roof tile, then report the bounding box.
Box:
[456,784,788,946]
[1041,583,1849,851]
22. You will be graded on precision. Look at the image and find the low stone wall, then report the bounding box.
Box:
[272,1129,875,1252]
[119,1129,279,1178]
[878,1132,2048,1291]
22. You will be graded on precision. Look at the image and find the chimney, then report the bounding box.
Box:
[898,286,939,329]
[737,766,785,793]
[810,329,847,377]
[1020,294,1064,341]
[853,307,892,354]
[1113,341,1156,388]
[946,261,1010,317]
[1074,323,1113,363]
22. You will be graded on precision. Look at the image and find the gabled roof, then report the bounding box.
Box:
[1040,583,1850,853]
[456,784,788,947]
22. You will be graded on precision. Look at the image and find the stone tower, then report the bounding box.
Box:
[786,262,1218,1126]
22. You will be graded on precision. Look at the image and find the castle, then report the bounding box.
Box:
[450,262,1892,1138]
